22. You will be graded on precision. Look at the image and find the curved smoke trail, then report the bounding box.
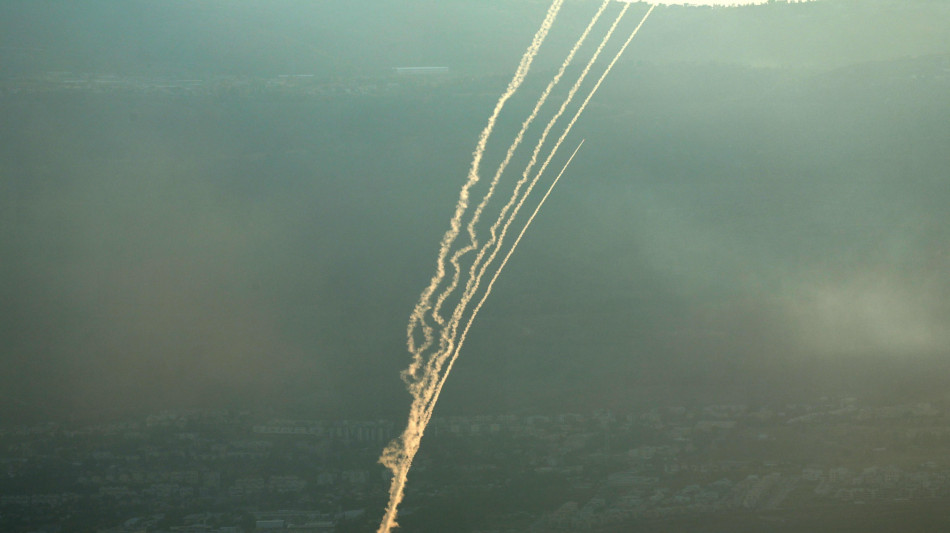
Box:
[378,3,565,530]
[379,2,656,531]
[428,0,620,381]
[440,2,634,372]
[403,0,564,371]
[422,139,586,430]
[428,0,612,332]
[427,4,656,428]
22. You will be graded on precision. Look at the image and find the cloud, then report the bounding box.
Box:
[780,269,949,356]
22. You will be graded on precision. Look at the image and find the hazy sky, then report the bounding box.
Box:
[1,0,948,423]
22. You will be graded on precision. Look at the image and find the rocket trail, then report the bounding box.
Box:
[485,1,656,283]
[403,0,563,375]
[430,0,625,369]
[423,140,586,429]
[412,2,634,435]
[421,1,629,437]
[426,3,652,409]
[446,2,634,364]
[375,0,823,530]
[378,3,565,531]
[527,2,656,212]
[378,3,655,532]
[429,0,612,331]
[426,0,656,440]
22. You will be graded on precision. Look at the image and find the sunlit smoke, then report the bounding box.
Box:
[424,5,656,428]
[455,2,642,342]
[425,0,631,412]
[429,0,611,336]
[378,2,656,531]
[378,3,567,529]
[402,0,563,384]
[416,3,650,428]
[425,140,586,429]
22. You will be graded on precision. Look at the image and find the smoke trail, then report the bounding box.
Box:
[378,3,565,530]
[493,1,657,266]
[402,0,563,384]
[412,4,630,427]
[425,3,655,422]
[420,1,628,439]
[423,140,586,429]
[531,3,655,190]
[474,2,656,296]
[382,4,604,525]
[430,0,611,321]
[443,2,633,361]
[418,3,637,412]
[379,4,655,532]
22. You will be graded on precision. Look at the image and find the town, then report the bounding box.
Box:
[3,396,950,532]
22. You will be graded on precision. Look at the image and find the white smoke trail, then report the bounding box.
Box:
[414,2,634,427]
[375,0,827,529]
[444,2,633,359]
[423,140,586,429]
[425,2,649,406]
[428,0,611,383]
[530,2,656,203]
[486,2,656,270]
[425,0,612,387]
[416,0,626,432]
[378,2,565,530]
[424,3,655,423]
[383,7,615,526]
[379,3,656,532]
[404,0,564,370]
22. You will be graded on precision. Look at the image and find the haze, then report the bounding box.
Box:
[2,0,950,531]
[2,0,948,420]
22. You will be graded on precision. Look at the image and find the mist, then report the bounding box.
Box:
[1,0,948,422]
[2,1,950,531]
